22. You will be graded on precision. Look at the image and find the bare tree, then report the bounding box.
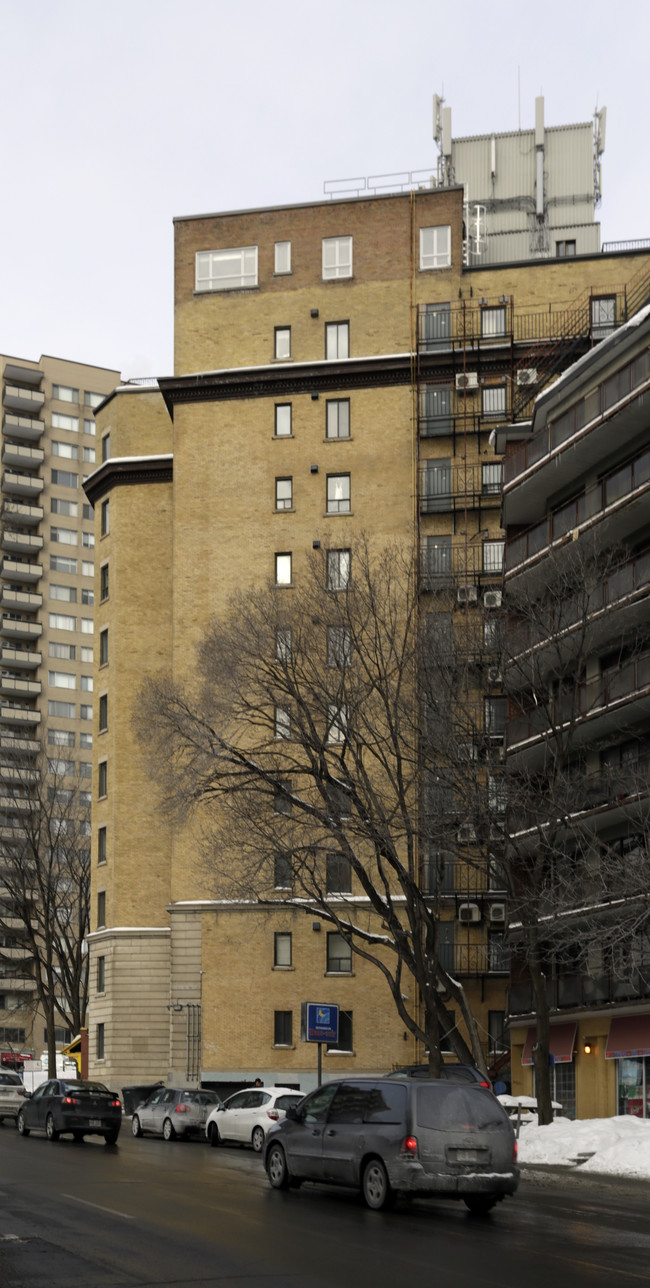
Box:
[0,745,91,1076]
[138,537,491,1075]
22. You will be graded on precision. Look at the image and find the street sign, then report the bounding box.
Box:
[301,1002,339,1044]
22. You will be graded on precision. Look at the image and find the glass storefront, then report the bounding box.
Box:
[617,1057,650,1117]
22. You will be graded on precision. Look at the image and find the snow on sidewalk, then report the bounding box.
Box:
[514,1113,650,1177]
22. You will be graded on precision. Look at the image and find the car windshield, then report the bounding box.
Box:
[416,1085,507,1130]
[61,1081,110,1096]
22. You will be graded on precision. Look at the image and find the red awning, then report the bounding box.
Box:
[522,1022,577,1066]
[605,1014,650,1059]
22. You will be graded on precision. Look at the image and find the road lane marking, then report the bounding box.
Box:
[62,1194,134,1220]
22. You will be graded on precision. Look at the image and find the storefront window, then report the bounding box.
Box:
[617,1057,650,1118]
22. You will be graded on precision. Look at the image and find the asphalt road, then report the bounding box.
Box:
[1,1122,650,1288]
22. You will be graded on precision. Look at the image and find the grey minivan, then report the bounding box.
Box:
[264,1077,518,1212]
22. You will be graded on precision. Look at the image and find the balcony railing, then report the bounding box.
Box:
[509,969,650,1017]
[421,540,504,589]
[439,943,511,977]
[506,652,650,749]
[2,414,44,443]
[420,465,502,513]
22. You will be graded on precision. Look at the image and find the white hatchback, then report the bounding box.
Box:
[206,1086,303,1153]
[0,1071,26,1124]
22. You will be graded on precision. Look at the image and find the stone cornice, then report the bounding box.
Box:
[84,455,173,506]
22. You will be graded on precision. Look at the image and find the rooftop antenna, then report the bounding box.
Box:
[517,66,521,132]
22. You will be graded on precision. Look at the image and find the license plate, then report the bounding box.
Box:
[456,1149,479,1163]
[89,1118,102,1128]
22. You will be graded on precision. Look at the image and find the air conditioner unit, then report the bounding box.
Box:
[457,584,478,604]
[483,590,502,609]
[489,903,506,923]
[455,372,479,391]
[457,824,477,844]
[516,368,538,386]
[487,666,503,684]
[458,902,481,924]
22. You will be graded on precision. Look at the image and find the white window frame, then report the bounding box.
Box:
[275,478,293,511]
[274,327,291,360]
[274,242,291,274]
[327,703,348,744]
[420,225,451,271]
[326,474,351,514]
[275,404,292,437]
[482,386,507,419]
[326,400,350,440]
[322,236,353,281]
[274,706,291,740]
[327,549,350,591]
[275,552,292,586]
[195,246,258,292]
[325,322,349,361]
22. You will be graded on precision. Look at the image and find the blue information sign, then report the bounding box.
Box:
[302,1002,339,1044]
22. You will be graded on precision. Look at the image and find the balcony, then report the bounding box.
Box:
[0,706,40,728]
[1,443,44,472]
[509,969,650,1018]
[0,973,36,992]
[0,589,42,613]
[0,733,40,755]
[1,558,42,584]
[0,764,39,785]
[422,858,506,897]
[2,414,44,443]
[0,794,34,814]
[0,677,41,700]
[3,364,43,387]
[0,645,41,669]
[420,464,502,513]
[0,617,42,641]
[2,385,44,416]
[439,943,511,978]
[2,471,44,500]
[421,538,504,590]
[1,530,43,555]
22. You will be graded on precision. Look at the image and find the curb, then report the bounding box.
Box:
[520,1162,650,1194]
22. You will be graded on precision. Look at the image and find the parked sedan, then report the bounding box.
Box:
[131,1087,222,1141]
[16,1078,122,1144]
[0,1071,26,1124]
[206,1086,304,1153]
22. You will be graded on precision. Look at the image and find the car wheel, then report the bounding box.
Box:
[266,1142,290,1190]
[251,1125,265,1153]
[162,1117,176,1142]
[464,1194,498,1216]
[46,1114,60,1142]
[17,1110,29,1137]
[362,1158,394,1211]
[131,1114,143,1138]
[208,1122,220,1147]
[104,1129,119,1146]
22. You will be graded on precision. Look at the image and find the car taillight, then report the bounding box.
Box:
[267,1111,279,1121]
[110,1099,121,1109]
[63,1096,78,1106]
[174,1103,190,1113]
[401,1136,418,1157]
[17,1088,25,1097]
[513,1140,518,1164]
[479,1080,492,1089]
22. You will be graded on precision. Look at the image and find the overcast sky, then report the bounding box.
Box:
[2,0,648,380]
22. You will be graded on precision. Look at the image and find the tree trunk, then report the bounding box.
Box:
[529,949,554,1126]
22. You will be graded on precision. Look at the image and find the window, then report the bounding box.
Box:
[83,448,95,464]
[273,781,292,815]
[327,548,350,591]
[96,1023,104,1060]
[482,386,507,418]
[327,930,352,971]
[325,322,349,360]
[49,642,76,660]
[50,527,77,546]
[49,612,76,631]
[275,404,292,437]
[99,694,108,731]
[100,563,109,601]
[488,931,510,972]
[48,700,75,718]
[49,671,76,689]
[421,460,451,511]
[327,704,348,744]
[274,327,291,360]
[420,225,451,270]
[52,440,78,459]
[47,760,75,778]
[48,729,75,747]
[275,552,292,586]
[322,236,352,280]
[275,477,293,510]
[82,588,94,605]
[483,540,504,574]
[326,1010,353,1053]
[274,241,291,273]
[101,434,110,462]
[97,891,106,928]
[81,618,93,633]
[488,1010,508,1055]
[274,1010,292,1046]
[79,761,92,778]
[97,956,105,993]
[556,240,576,257]
[275,628,291,662]
[100,629,108,666]
[326,855,351,895]
[82,531,95,548]
[82,561,94,578]
[484,697,507,740]
[84,418,96,435]
[85,391,104,408]
[51,498,78,518]
[50,555,77,574]
[195,246,258,292]
[326,474,350,514]
[274,852,292,889]
[51,413,79,433]
[274,706,291,739]
[100,499,109,536]
[98,826,107,864]
[52,384,79,403]
[422,534,452,583]
[591,295,616,339]
[420,385,451,435]
[274,932,292,967]
[482,463,502,494]
[98,761,107,798]
[80,732,93,748]
[481,307,506,338]
[50,584,77,603]
[327,625,351,667]
[488,773,507,814]
[326,399,350,440]
[327,781,350,822]
[421,302,451,350]
[80,704,93,720]
[80,675,93,692]
[51,469,78,488]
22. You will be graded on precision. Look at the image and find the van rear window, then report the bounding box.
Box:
[364,1083,407,1123]
[416,1085,507,1130]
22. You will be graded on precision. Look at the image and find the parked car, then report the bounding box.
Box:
[131,1086,222,1140]
[206,1086,304,1153]
[0,1071,26,1124]
[384,1063,493,1090]
[16,1078,122,1144]
[264,1077,519,1212]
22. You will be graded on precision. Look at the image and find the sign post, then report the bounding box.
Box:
[301,1003,339,1087]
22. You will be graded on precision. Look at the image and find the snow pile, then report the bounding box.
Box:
[515,1114,650,1177]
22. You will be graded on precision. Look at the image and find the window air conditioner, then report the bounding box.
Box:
[457,824,477,844]
[483,590,502,609]
[458,902,481,924]
[516,368,538,386]
[456,372,479,391]
[457,585,478,604]
[489,903,506,923]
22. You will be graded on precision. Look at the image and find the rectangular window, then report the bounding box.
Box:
[82,588,94,605]
[327,704,348,744]
[195,246,258,292]
[556,240,576,258]
[326,549,350,591]
[82,561,94,577]
[275,628,291,661]
[85,391,104,408]
[274,1010,292,1046]
[98,761,107,798]
[80,732,93,748]
[51,498,78,518]
[49,642,76,660]
[83,448,95,465]
[326,474,351,514]
[98,826,107,864]
[274,327,291,360]
[421,460,451,511]
[97,891,106,927]
[326,399,350,440]
[100,563,109,601]
[99,629,108,666]
[326,930,352,970]
[81,646,93,663]
[488,1010,508,1055]
[275,477,293,510]
[482,463,503,494]
[483,540,504,573]
[81,618,93,633]
[274,706,291,739]
[80,675,93,692]
[420,385,452,435]
[50,555,77,574]
[101,434,110,462]
[482,386,507,418]
[96,1022,105,1060]
[421,302,451,350]
[327,625,351,667]
[274,852,292,889]
[49,671,76,689]
[322,236,353,280]
[47,760,75,778]
[99,694,108,731]
[481,307,506,338]
[420,225,451,270]
[325,322,349,360]
[484,697,507,740]
[49,612,76,631]
[48,700,75,718]
[275,552,292,586]
[50,584,77,602]
[101,500,109,536]
[51,469,78,488]
[51,413,79,432]
[591,295,616,339]
[82,531,95,548]
[52,384,79,403]
[274,781,292,815]
[488,774,507,814]
[50,527,77,546]
[52,440,78,460]
[274,241,291,274]
[422,534,452,583]
[97,956,105,993]
[84,418,96,435]
[48,729,75,747]
[79,761,92,778]
[326,1010,353,1052]
[80,704,93,720]
[274,932,292,967]
[275,404,292,437]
